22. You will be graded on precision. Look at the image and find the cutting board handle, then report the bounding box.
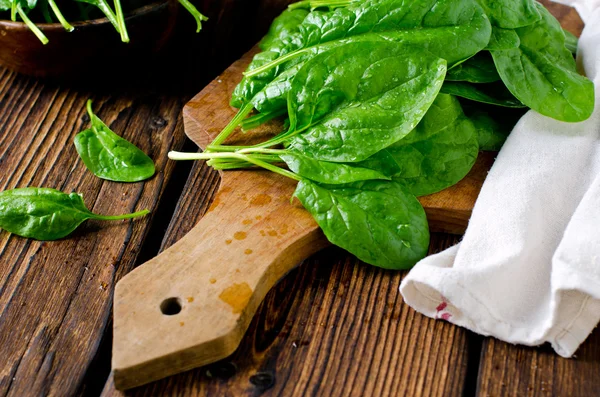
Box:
[112,170,325,390]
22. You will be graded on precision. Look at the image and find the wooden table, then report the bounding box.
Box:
[1,2,599,396]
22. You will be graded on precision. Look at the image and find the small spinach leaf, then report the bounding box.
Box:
[477,0,541,29]
[74,100,155,183]
[486,27,520,50]
[563,28,578,55]
[490,4,595,122]
[446,52,501,83]
[358,94,479,196]
[286,41,447,162]
[293,179,430,269]
[0,188,149,240]
[441,81,526,108]
[259,8,309,51]
[281,151,390,184]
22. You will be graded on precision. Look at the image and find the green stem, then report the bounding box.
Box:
[169,151,301,181]
[178,0,209,33]
[40,0,52,23]
[241,109,287,131]
[289,0,359,10]
[48,0,74,32]
[17,5,49,45]
[93,209,150,221]
[208,103,254,148]
[243,48,309,78]
[113,0,130,43]
[11,0,17,21]
[86,99,95,119]
[95,0,120,33]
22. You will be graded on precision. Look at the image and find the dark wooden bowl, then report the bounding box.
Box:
[0,1,178,78]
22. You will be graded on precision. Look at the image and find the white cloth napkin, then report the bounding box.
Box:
[400,0,600,357]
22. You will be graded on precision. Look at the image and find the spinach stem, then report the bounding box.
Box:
[95,0,120,33]
[289,0,358,10]
[93,209,150,221]
[17,5,49,45]
[168,151,301,181]
[241,108,287,131]
[244,48,309,78]
[40,0,52,23]
[48,0,74,32]
[208,103,254,148]
[178,0,209,33]
[11,0,17,21]
[113,0,130,43]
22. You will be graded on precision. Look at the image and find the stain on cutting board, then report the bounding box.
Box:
[219,282,253,313]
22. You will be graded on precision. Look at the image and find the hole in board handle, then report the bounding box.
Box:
[160,297,182,315]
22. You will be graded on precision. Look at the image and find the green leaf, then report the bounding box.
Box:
[74,100,155,183]
[259,8,309,51]
[441,81,526,108]
[0,188,149,240]
[490,4,595,122]
[358,94,480,196]
[286,41,447,162]
[232,0,491,107]
[281,151,390,184]
[563,28,578,55]
[293,179,430,269]
[486,27,520,50]
[460,99,526,151]
[446,52,501,83]
[477,0,541,29]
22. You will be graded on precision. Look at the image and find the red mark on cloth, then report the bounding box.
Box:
[435,297,452,321]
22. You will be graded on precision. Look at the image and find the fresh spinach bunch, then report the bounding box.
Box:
[0,0,207,44]
[167,0,593,270]
[0,188,149,240]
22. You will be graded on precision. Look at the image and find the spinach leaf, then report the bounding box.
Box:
[477,0,541,29]
[0,188,149,241]
[281,151,390,184]
[440,81,526,108]
[74,100,155,183]
[486,27,520,50]
[232,0,491,107]
[285,41,447,162]
[259,8,309,51]
[563,28,578,55]
[490,4,595,122]
[460,99,526,151]
[446,52,501,83]
[358,94,479,196]
[293,179,429,269]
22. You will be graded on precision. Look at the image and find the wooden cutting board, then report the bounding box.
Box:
[110,48,492,390]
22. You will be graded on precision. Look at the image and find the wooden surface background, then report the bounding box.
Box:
[1,1,599,396]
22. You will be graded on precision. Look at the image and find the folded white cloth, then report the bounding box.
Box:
[400,0,600,357]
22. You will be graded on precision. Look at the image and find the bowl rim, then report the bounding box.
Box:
[0,0,167,31]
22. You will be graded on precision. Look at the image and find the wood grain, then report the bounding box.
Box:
[0,1,303,395]
[101,153,471,396]
[0,70,188,396]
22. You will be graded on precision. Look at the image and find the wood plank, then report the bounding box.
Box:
[476,3,600,397]
[0,69,188,396]
[101,159,471,396]
[0,1,302,395]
